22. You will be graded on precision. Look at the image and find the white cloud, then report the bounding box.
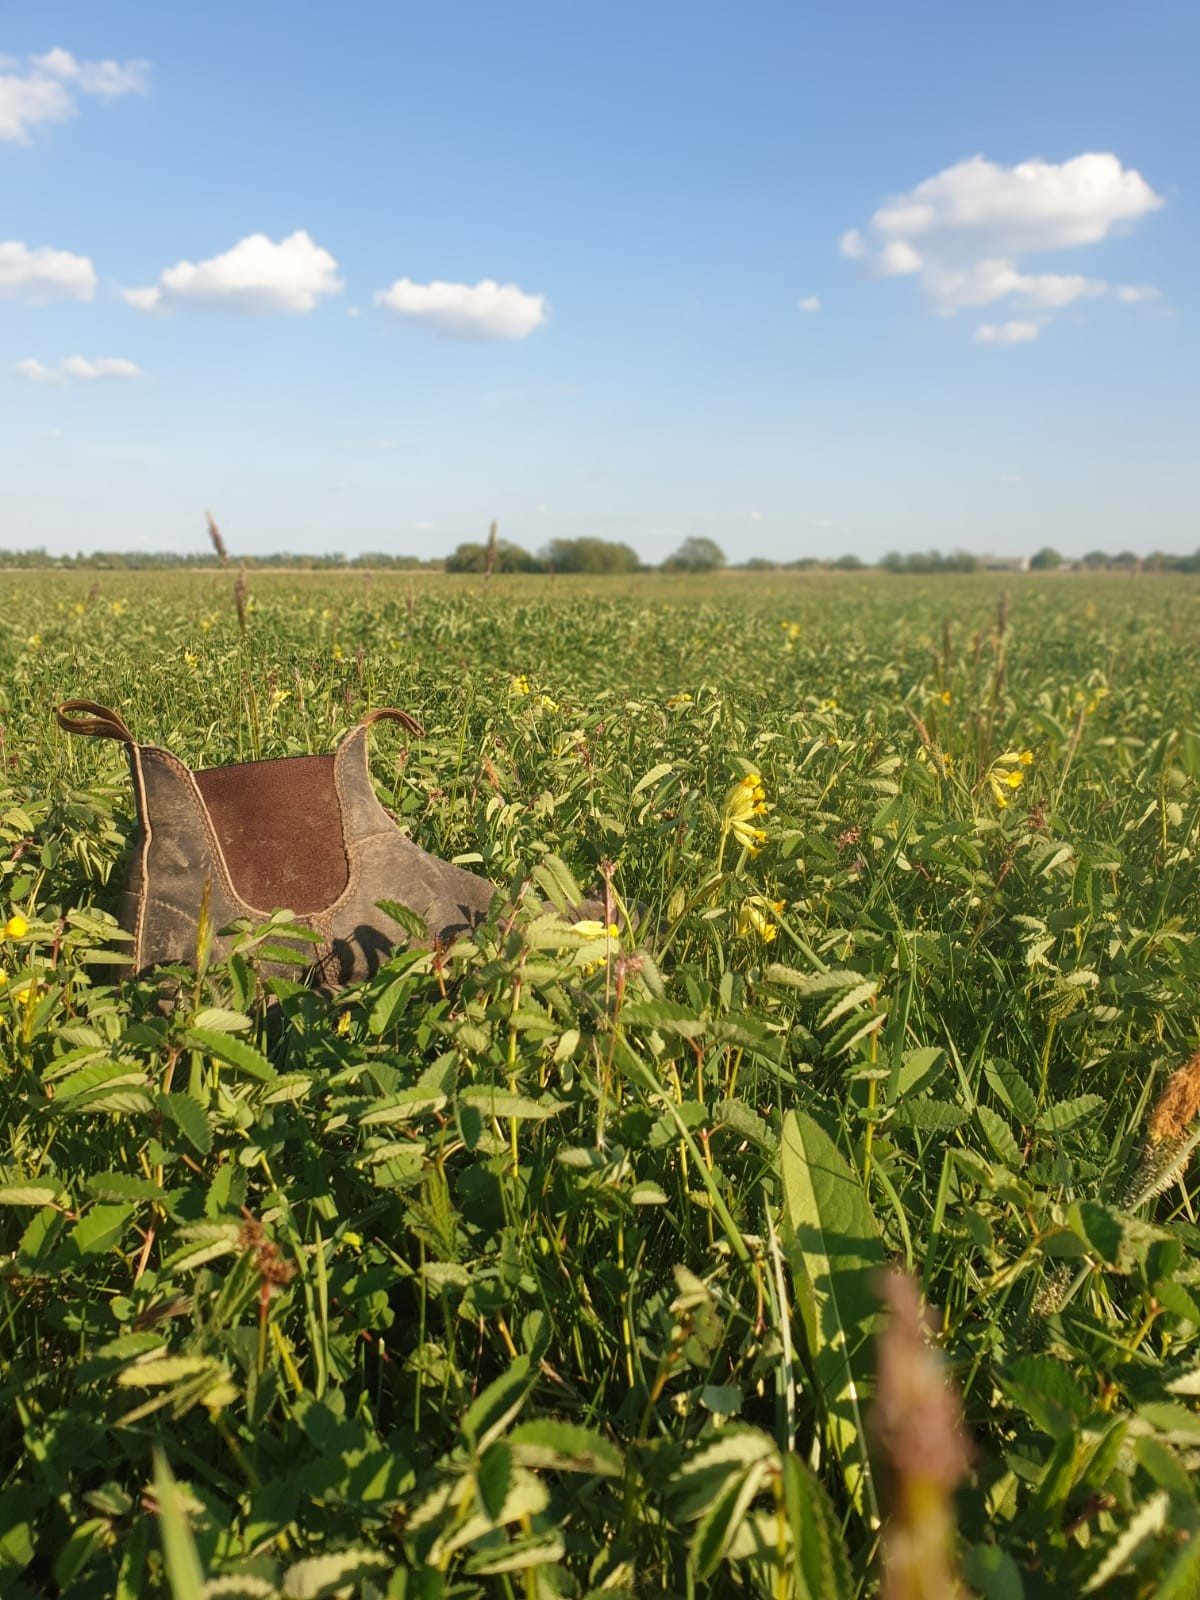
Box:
[374,277,547,340]
[0,240,96,302]
[974,320,1042,345]
[844,153,1164,339]
[1116,284,1159,303]
[124,231,342,314]
[798,295,822,312]
[33,48,150,97]
[16,354,143,383]
[0,47,148,142]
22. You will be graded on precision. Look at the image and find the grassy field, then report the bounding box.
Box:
[3,567,1200,1598]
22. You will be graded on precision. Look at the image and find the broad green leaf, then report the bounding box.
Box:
[692,1458,772,1580]
[190,1007,251,1033]
[1036,1094,1105,1133]
[781,1110,883,1526]
[184,1027,277,1083]
[0,1183,62,1207]
[784,1453,852,1600]
[457,1088,567,1120]
[977,1105,1022,1167]
[69,1202,134,1256]
[509,1420,623,1476]
[280,1550,391,1599]
[160,1093,213,1156]
[463,1354,534,1451]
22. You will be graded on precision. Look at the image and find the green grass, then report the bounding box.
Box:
[2,567,1200,1598]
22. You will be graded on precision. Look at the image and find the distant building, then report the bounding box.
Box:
[980,554,1030,572]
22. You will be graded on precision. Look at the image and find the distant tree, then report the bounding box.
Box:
[742,557,779,571]
[880,551,905,572]
[663,537,726,573]
[1082,550,1110,570]
[833,553,865,570]
[1112,550,1139,569]
[445,540,542,574]
[542,537,640,575]
[1029,546,1063,571]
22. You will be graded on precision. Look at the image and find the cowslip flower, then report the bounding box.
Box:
[737,896,785,942]
[510,674,530,696]
[3,914,28,941]
[723,774,769,855]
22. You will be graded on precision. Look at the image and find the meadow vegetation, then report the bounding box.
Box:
[2,568,1200,1597]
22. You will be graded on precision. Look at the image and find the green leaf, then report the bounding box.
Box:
[622,1000,707,1039]
[977,1106,1022,1167]
[897,1098,968,1130]
[190,1007,252,1033]
[784,1453,852,1600]
[1003,1354,1090,1438]
[509,1420,624,1476]
[962,1543,1025,1600]
[1036,1093,1105,1133]
[692,1458,772,1581]
[184,1027,277,1083]
[0,1183,62,1207]
[280,1550,391,1600]
[151,1450,206,1600]
[69,1203,134,1256]
[160,1093,213,1156]
[476,1440,512,1521]
[457,1088,567,1121]
[1082,1491,1169,1593]
[985,1060,1038,1125]
[780,1111,883,1525]
[462,1354,534,1451]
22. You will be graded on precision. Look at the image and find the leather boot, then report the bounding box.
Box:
[56,700,501,989]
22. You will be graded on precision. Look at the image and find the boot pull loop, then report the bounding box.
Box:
[54,700,136,745]
[358,707,425,739]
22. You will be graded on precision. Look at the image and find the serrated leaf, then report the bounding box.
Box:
[463,1354,534,1451]
[985,1060,1038,1125]
[1037,1094,1105,1133]
[190,1008,252,1033]
[184,1028,277,1083]
[977,1106,1022,1167]
[0,1183,62,1207]
[897,1099,968,1130]
[69,1203,134,1256]
[781,1112,883,1526]
[280,1550,390,1599]
[161,1093,213,1156]
[692,1458,772,1581]
[457,1088,567,1120]
[622,1000,707,1039]
[509,1420,624,1476]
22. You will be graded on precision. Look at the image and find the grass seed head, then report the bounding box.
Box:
[1147,1048,1200,1145]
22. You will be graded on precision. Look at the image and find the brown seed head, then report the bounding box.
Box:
[206,511,229,564]
[1148,1049,1200,1145]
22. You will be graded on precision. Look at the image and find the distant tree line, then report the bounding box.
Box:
[4,538,1200,575]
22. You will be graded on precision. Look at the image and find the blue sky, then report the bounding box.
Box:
[1,1,1194,563]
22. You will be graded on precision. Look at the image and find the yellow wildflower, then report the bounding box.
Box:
[1005,769,1025,790]
[26,634,41,649]
[540,694,559,712]
[510,674,530,696]
[200,618,213,632]
[737,898,779,942]
[4,914,28,940]
[110,599,127,616]
[571,920,620,940]
[939,690,952,706]
[1019,749,1034,766]
[73,602,85,616]
[335,1012,352,1036]
[666,693,693,709]
[819,698,838,712]
[722,775,771,862]
[331,643,344,663]
[184,651,198,670]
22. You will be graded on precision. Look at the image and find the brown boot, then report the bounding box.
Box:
[55,700,497,989]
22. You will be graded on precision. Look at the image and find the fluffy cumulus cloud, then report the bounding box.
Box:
[798,295,822,313]
[124,231,343,314]
[374,277,547,340]
[0,240,96,302]
[16,355,142,383]
[973,321,1042,346]
[842,153,1164,342]
[0,46,148,142]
